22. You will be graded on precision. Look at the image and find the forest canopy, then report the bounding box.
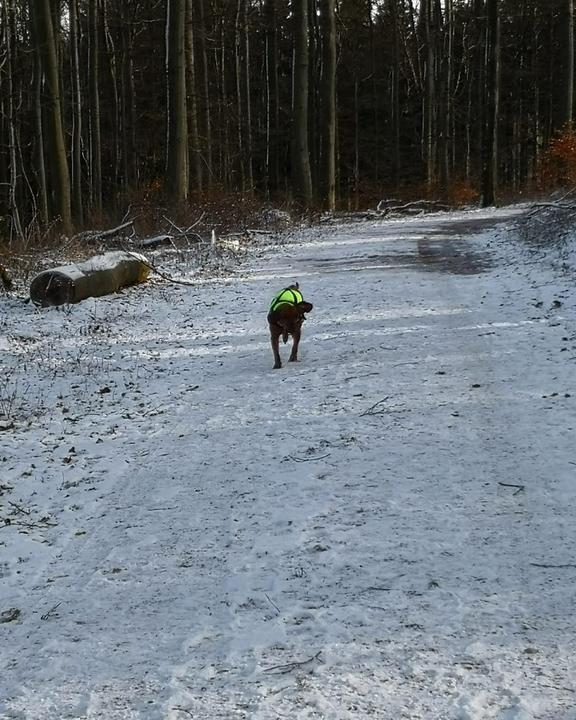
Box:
[0,0,574,241]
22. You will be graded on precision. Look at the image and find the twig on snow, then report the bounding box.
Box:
[172,708,194,718]
[530,563,576,569]
[288,454,331,463]
[263,651,322,675]
[498,482,525,495]
[41,602,61,620]
[360,397,390,416]
[540,683,575,694]
[8,501,32,515]
[265,593,281,615]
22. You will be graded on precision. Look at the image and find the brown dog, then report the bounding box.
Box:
[267,283,313,369]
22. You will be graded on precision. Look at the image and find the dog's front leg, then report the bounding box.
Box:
[288,327,301,363]
[270,326,283,369]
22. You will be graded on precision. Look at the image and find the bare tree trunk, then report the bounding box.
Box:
[481,0,500,206]
[353,74,359,210]
[197,0,213,185]
[218,18,230,186]
[166,0,189,203]
[102,5,121,191]
[33,32,49,227]
[244,0,254,190]
[120,12,137,192]
[186,0,203,190]
[423,0,436,189]
[89,0,102,212]
[564,0,574,125]
[69,0,83,224]
[391,0,401,189]
[4,0,24,240]
[318,0,336,209]
[265,0,280,195]
[291,0,313,204]
[443,0,453,187]
[35,0,72,233]
[235,0,245,189]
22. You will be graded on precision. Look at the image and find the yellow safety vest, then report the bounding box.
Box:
[269,287,303,312]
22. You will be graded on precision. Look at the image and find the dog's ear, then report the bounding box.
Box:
[298,301,313,313]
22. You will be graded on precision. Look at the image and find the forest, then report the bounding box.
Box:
[0,0,575,242]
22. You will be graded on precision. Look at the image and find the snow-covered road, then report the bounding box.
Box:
[1,207,575,719]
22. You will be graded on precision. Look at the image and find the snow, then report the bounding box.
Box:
[1,205,575,719]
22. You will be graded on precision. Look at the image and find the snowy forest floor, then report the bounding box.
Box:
[1,205,576,720]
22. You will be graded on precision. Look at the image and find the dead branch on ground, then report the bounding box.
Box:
[498,482,525,495]
[360,397,390,416]
[263,651,323,675]
[41,603,61,621]
[377,199,451,216]
[71,220,136,244]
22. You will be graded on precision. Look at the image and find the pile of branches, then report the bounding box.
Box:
[518,189,576,247]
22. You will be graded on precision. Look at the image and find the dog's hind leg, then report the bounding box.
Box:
[288,327,301,363]
[269,325,283,369]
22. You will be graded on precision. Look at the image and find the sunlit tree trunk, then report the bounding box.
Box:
[35,0,72,233]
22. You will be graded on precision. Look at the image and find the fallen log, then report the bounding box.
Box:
[137,234,174,249]
[30,251,150,307]
[376,199,451,214]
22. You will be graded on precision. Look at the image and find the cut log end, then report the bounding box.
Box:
[30,271,75,306]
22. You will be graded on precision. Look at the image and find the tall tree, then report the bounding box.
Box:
[34,0,72,232]
[235,0,246,189]
[3,0,24,239]
[196,0,213,186]
[291,0,313,203]
[563,0,574,126]
[264,0,280,195]
[481,0,501,206]
[186,0,203,190]
[166,0,189,202]
[69,0,83,223]
[318,0,337,209]
[89,0,102,212]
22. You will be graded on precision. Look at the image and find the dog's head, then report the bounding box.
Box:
[297,301,313,315]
